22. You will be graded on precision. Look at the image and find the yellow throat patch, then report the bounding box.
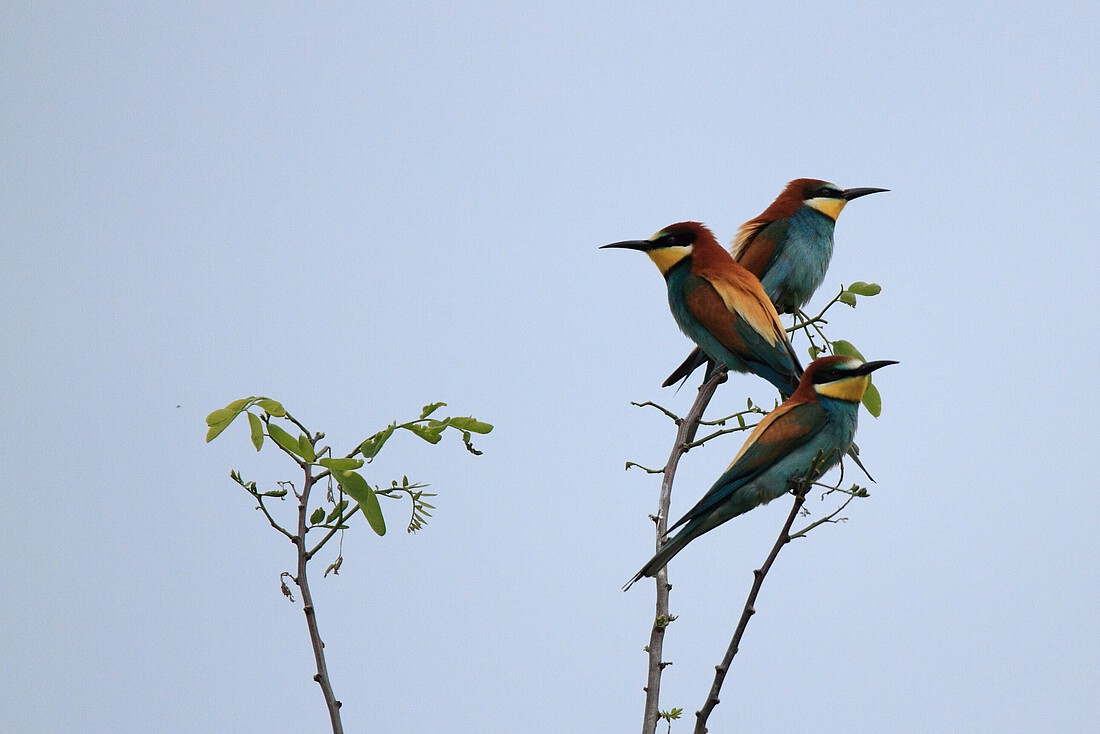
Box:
[806,197,847,220]
[646,245,693,275]
[815,374,870,402]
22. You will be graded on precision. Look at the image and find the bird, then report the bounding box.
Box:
[625,355,897,589]
[601,221,803,398]
[663,179,888,388]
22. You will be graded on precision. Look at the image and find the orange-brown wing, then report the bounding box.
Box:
[731,218,790,280]
[696,264,786,349]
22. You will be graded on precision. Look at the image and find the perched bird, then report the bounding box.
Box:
[664,179,888,388]
[601,221,803,398]
[625,355,897,589]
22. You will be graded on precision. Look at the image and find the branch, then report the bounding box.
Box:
[693,480,810,734]
[306,503,360,561]
[631,400,681,423]
[641,367,727,734]
[293,468,345,734]
[282,410,315,441]
[253,492,295,541]
[789,491,857,540]
[683,422,759,450]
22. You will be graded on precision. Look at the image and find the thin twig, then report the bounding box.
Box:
[632,401,682,423]
[789,492,857,540]
[641,367,727,734]
[282,410,314,440]
[683,423,759,450]
[306,503,361,560]
[693,482,810,734]
[252,493,295,541]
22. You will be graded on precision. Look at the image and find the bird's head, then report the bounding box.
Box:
[786,179,889,221]
[803,354,898,402]
[600,221,717,275]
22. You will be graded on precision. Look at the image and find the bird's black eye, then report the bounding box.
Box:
[815,187,841,198]
[813,368,844,384]
[658,231,696,248]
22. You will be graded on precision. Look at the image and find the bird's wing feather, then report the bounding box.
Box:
[683,270,802,384]
[694,266,785,347]
[665,400,826,534]
[681,276,752,354]
[731,219,788,278]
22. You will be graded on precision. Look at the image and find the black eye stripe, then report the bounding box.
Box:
[813,368,847,384]
[658,232,696,247]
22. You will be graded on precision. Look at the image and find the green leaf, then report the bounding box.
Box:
[247,412,264,451]
[206,420,234,443]
[838,291,857,307]
[448,416,493,434]
[267,423,304,458]
[205,398,259,442]
[309,507,326,525]
[256,398,286,417]
[359,424,395,460]
[847,281,882,297]
[326,500,349,524]
[319,457,365,471]
[336,470,387,535]
[205,407,236,426]
[405,423,444,444]
[808,344,823,360]
[298,434,316,462]
[226,397,253,411]
[832,340,866,360]
[420,402,446,419]
[862,381,883,418]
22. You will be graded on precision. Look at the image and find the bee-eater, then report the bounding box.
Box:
[663,179,888,388]
[601,221,803,398]
[626,355,897,589]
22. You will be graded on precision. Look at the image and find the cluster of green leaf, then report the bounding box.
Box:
[658,707,682,734]
[206,397,492,538]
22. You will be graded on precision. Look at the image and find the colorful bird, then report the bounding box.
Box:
[625,355,897,589]
[601,221,803,398]
[663,179,888,388]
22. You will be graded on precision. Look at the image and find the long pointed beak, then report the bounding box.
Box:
[854,359,899,375]
[600,239,653,251]
[842,187,889,201]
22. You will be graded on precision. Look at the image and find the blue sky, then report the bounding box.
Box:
[4,2,1099,732]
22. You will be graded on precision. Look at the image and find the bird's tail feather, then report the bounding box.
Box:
[622,525,697,591]
[662,348,709,388]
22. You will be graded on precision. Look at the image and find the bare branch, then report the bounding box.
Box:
[252,492,295,541]
[632,400,681,423]
[641,367,727,734]
[693,480,810,734]
[683,422,759,450]
[789,492,857,540]
[293,468,345,734]
[626,462,665,475]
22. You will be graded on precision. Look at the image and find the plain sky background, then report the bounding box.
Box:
[4,2,1099,732]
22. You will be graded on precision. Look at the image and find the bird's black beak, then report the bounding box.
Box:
[853,359,899,375]
[600,239,654,252]
[842,187,889,201]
